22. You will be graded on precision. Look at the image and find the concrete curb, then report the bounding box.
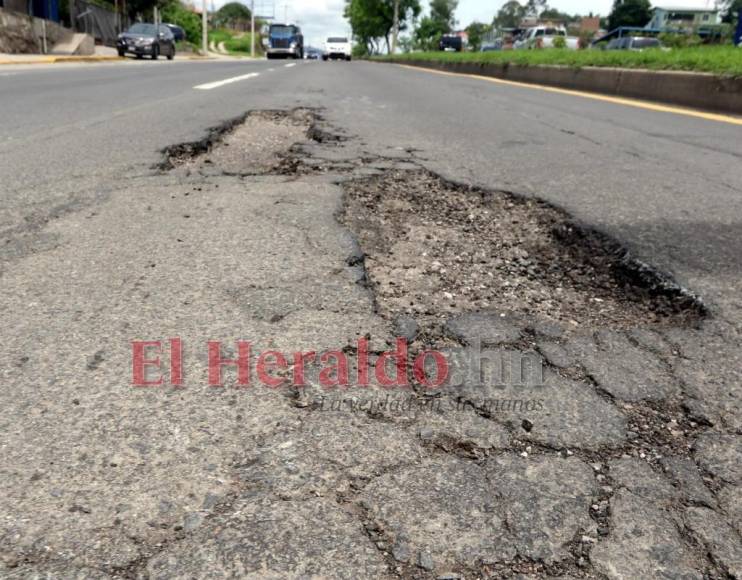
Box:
[0,54,215,65]
[385,59,742,116]
[0,55,121,65]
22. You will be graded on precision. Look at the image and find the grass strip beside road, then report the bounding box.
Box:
[374,46,742,77]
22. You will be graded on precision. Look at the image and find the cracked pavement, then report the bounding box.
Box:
[1,60,741,579]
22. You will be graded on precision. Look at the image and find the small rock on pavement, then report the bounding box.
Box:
[418,550,435,571]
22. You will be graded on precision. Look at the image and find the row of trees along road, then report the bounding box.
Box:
[348,0,742,55]
[344,0,458,55]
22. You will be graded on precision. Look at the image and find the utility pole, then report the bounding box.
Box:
[391,0,400,54]
[201,0,207,55]
[251,0,255,57]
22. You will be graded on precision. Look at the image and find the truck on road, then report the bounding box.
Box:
[265,23,304,59]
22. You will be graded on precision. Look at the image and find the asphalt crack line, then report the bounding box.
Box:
[193,72,260,90]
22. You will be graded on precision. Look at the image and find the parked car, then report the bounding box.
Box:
[439,34,463,52]
[515,26,579,50]
[117,23,176,60]
[163,23,185,42]
[265,23,304,59]
[323,37,352,61]
[481,39,504,51]
[605,36,662,51]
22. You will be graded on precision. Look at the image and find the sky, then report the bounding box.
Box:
[238,0,715,48]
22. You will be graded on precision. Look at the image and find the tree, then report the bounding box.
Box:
[493,0,526,29]
[721,0,742,23]
[213,2,252,30]
[344,0,421,54]
[465,21,490,51]
[540,8,576,23]
[412,0,456,49]
[414,15,448,49]
[524,0,547,18]
[429,0,457,32]
[607,0,652,30]
[161,0,202,43]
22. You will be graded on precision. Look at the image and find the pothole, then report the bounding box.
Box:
[159,109,314,175]
[340,169,705,336]
[157,109,705,340]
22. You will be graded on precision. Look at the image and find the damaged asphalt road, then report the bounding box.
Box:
[1,61,741,579]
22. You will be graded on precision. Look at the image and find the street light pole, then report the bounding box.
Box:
[201,0,207,55]
[251,0,255,57]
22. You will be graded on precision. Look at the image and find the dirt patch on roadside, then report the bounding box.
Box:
[340,169,705,333]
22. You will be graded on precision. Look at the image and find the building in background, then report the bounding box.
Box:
[646,4,721,30]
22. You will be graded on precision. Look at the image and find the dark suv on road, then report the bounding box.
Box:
[265,23,304,59]
[117,23,176,60]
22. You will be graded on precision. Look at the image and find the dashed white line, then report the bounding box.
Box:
[285,63,296,68]
[193,72,260,90]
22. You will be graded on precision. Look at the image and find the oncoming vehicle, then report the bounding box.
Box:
[116,23,175,60]
[323,36,351,61]
[606,36,662,50]
[265,23,304,59]
[439,34,463,52]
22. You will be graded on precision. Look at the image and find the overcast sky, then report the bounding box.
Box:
[242,0,713,48]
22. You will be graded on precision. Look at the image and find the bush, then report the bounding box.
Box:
[658,32,703,48]
[553,36,567,49]
[161,0,202,45]
[223,33,261,54]
[352,43,369,58]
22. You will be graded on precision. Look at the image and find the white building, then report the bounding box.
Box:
[647,3,722,30]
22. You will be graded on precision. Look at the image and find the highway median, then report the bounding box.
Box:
[373,48,742,115]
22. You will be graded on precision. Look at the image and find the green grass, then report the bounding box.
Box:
[208,28,236,45]
[374,46,742,77]
[208,29,262,56]
[223,33,261,55]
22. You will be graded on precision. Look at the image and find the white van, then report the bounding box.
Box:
[323,36,352,61]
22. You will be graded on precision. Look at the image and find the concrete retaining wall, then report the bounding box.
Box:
[0,7,93,54]
[393,59,742,116]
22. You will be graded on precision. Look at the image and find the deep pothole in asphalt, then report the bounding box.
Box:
[160,109,706,338]
[159,109,315,175]
[340,169,706,336]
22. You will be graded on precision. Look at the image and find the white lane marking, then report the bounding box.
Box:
[285,63,296,68]
[267,68,275,72]
[193,72,259,90]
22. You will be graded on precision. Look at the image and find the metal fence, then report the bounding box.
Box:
[73,0,128,45]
